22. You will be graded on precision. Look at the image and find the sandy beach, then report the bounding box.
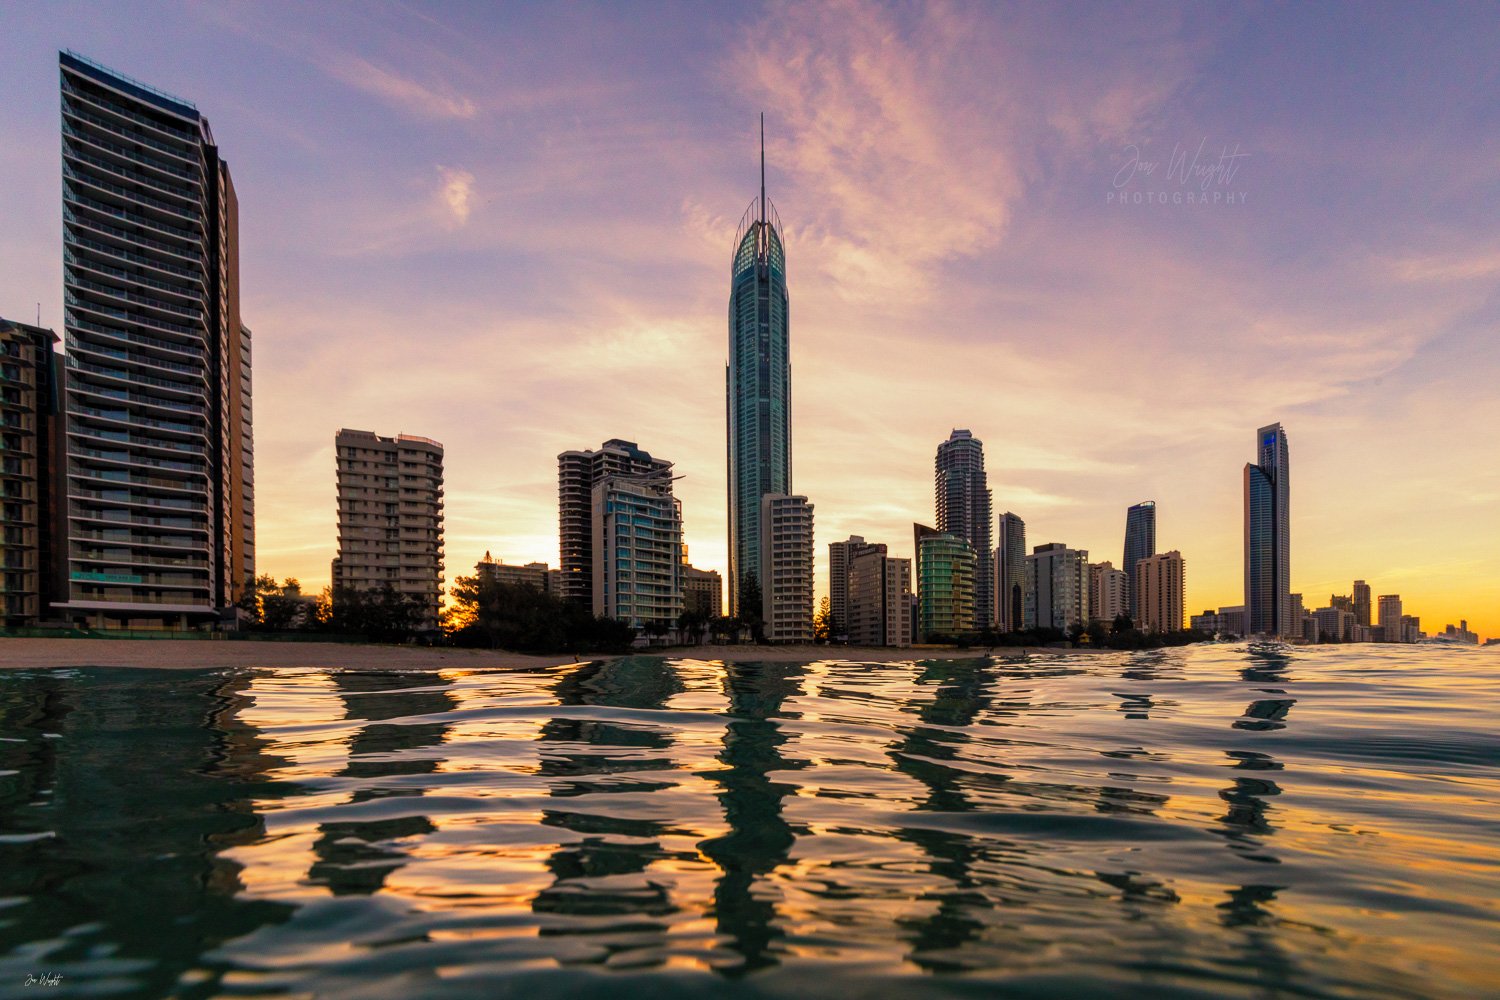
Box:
[0,637,1083,671]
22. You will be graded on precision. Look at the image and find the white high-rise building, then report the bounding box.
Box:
[1089,561,1129,624]
[333,429,444,631]
[760,494,813,643]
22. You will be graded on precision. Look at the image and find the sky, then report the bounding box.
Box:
[1,1,1497,640]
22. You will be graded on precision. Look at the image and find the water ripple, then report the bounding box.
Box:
[0,645,1497,998]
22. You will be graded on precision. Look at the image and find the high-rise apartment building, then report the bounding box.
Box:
[1244,422,1291,637]
[1352,580,1371,626]
[995,511,1025,632]
[1025,543,1090,632]
[914,523,975,640]
[54,52,254,628]
[935,430,994,631]
[558,439,673,608]
[760,494,813,642]
[1122,500,1156,619]
[1134,550,1185,633]
[1377,594,1404,643]
[847,548,911,647]
[727,120,791,617]
[0,320,63,626]
[829,534,882,638]
[332,429,444,630]
[1088,561,1128,624]
[593,475,683,628]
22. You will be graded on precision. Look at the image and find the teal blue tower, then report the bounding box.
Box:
[726,116,790,617]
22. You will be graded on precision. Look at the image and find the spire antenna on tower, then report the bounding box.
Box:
[759,112,766,226]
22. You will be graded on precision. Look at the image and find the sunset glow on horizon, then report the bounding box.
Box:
[1,3,1496,638]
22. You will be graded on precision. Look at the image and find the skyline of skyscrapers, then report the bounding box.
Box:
[726,118,791,619]
[52,51,253,628]
[0,52,1472,641]
[1244,422,1291,638]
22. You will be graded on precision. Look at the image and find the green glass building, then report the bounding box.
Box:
[914,523,975,641]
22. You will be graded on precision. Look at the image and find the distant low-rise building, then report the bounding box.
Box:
[1441,620,1479,644]
[683,564,723,619]
[1312,606,1355,643]
[476,552,554,592]
[1191,605,1248,636]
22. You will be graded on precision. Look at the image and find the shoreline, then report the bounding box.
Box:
[0,637,1097,671]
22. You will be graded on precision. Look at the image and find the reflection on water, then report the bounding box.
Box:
[1,645,1498,998]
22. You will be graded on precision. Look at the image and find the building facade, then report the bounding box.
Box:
[332,429,444,630]
[558,439,673,608]
[0,320,63,626]
[1312,605,1355,643]
[828,534,882,639]
[1088,561,1128,625]
[682,564,723,619]
[1244,422,1291,637]
[592,476,683,629]
[1377,594,1403,642]
[995,511,1025,632]
[54,51,254,628]
[759,494,813,642]
[847,548,912,647]
[1122,500,1156,620]
[1352,579,1371,626]
[935,429,994,631]
[914,523,975,640]
[1134,550,1185,633]
[1025,542,1090,632]
[727,121,791,617]
[476,552,554,592]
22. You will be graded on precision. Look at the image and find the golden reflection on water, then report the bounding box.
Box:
[201,654,1500,991]
[1,647,1498,997]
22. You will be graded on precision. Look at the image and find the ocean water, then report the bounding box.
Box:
[0,644,1496,999]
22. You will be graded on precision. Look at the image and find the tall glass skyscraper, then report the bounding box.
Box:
[935,429,993,630]
[995,512,1026,632]
[726,117,790,616]
[1243,422,1290,637]
[1122,500,1156,620]
[54,52,253,628]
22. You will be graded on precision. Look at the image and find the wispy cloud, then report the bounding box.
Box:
[435,166,476,225]
[325,53,477,119]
